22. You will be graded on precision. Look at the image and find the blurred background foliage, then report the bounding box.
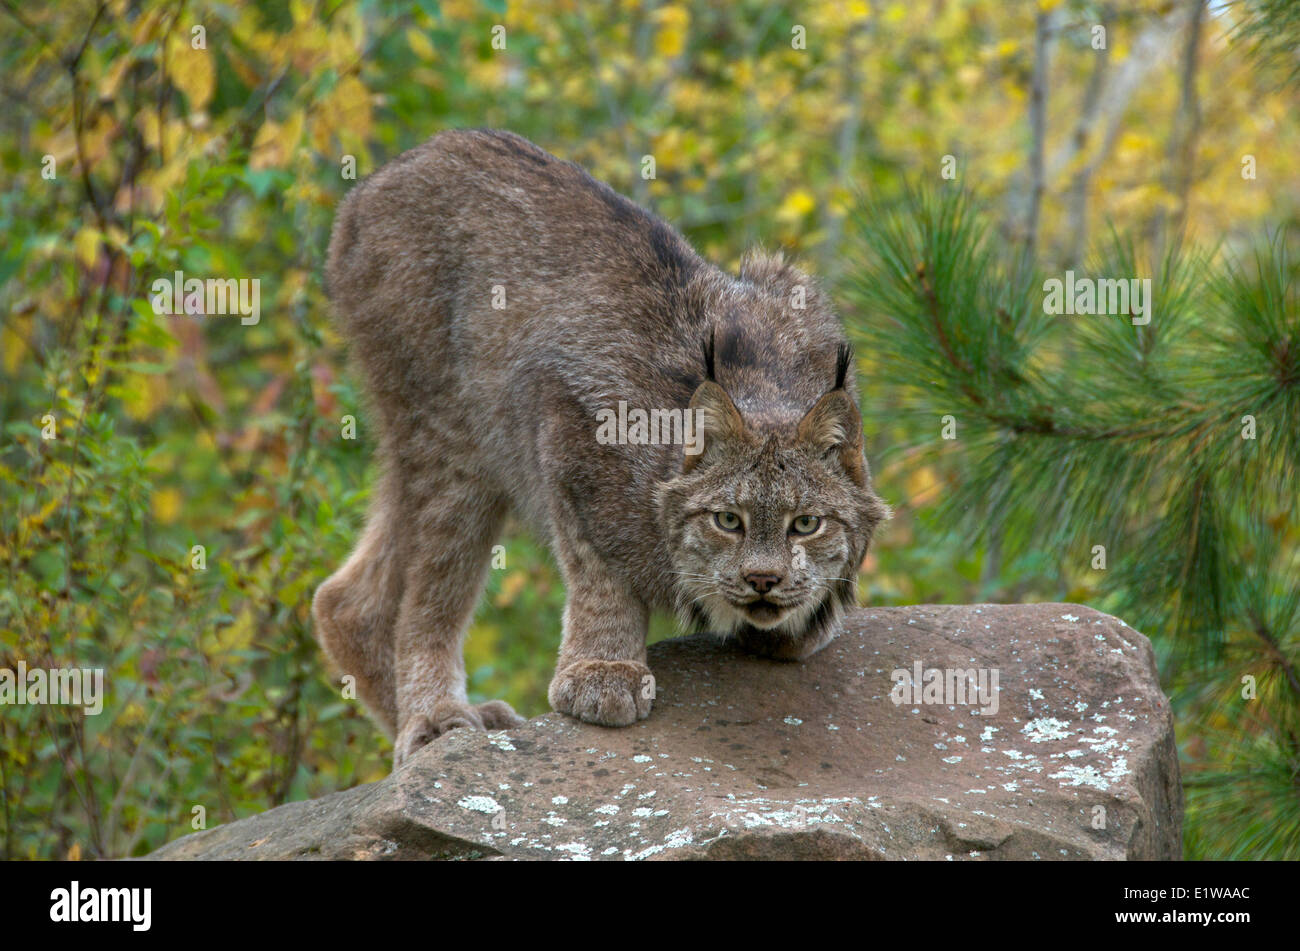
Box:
[0,0,1296,859]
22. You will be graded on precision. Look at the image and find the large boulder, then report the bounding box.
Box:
[146,603,1182,860]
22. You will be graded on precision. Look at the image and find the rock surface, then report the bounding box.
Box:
[147,603,1182,860]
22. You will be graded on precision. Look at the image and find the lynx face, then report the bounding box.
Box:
[656,347,889,660]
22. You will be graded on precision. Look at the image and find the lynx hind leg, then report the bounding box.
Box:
[391,484,526,767]
[312,481,405,736]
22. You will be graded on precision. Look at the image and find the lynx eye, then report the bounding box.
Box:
[790,515,821,535]
[713,511,743,533]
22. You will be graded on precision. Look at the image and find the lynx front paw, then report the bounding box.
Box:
[548,659,654,727]
[393,699,526,767]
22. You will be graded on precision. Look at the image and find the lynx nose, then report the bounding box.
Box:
[745,572,782,595]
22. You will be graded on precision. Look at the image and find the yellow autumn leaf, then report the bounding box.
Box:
[654,5,689,58]
[21,494,62,536]
[131,6,165,46]
[153,487,182,524]
[905,465,940,505]
[250,110,304,171]
[74,227,100,269]
[327,23,360,69]
[121,374,168,422]
[656,29,685,58]
[167,35,215,112]
[406,28,435,61]
[139,156,188,210]
[162,118,188,159]
[652,127,684,168]
[104,224,128,250]
[1117,130,1155,158]
[282,108,305,155]
[135,110,160,151]
[465,622,501,666]
[217,607,256,655]
[495,570,529,608]
[776,188,816,223]
[250,121,282,172]
[331,75,373,143]
[2,314,29,373]
[98,55,131,101]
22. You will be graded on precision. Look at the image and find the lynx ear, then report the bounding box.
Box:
[797,388,867,486]
[683,380,747,474]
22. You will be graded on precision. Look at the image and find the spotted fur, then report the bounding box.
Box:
[312,130,890,766]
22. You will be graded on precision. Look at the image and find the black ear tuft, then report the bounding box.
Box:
[702,329,717,383]
[834,342,853,391]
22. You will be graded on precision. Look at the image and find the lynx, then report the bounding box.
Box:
[313,130,889,766]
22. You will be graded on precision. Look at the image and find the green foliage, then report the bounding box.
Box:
[842,183,1300,858]
[1230,0,1300,90]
